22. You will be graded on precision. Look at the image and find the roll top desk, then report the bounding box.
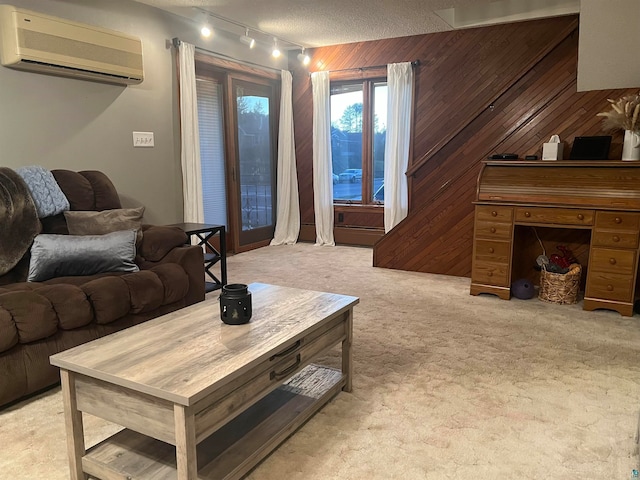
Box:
[470,161,640,316]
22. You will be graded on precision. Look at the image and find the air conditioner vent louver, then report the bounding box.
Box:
[21,59,141,82]
[0,5,143,85]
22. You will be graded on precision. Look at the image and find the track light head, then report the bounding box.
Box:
[201,24,212,37]
[271,38,281,58]
[240,28,255,48]
[297,48,310,66]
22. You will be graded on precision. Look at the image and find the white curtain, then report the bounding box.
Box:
[270,70,300,245]
[384,62,414,233]
[178,41,204,223]
[311,71,335,246]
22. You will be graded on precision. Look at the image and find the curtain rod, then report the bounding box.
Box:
[316,60,421,75]
[171,37,288,75]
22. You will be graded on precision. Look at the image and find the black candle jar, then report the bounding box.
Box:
[219,284,252,325]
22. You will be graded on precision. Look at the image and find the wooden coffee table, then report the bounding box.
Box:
[50,282,358,480]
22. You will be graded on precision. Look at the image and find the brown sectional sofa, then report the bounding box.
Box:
[0,169,205,408]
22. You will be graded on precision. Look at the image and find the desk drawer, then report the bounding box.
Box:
[595,211,640,231]
[515,207,594,226]
[586,272,634,302]
[592,229,640,249]
[474,220,512,240]
[471,261,510,287]
[475,205,513,223]
[474,239,511,263]
[589,248,636,276]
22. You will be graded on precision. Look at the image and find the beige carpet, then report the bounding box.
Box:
[2,243,640,479]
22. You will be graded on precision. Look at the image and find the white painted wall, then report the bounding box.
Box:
[577,0,640,91]
[0,0,287,224]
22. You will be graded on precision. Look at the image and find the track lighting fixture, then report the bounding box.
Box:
[297,48,310,66]
[191,8,312,67]
[239,28,256,48]
[271,38,281,58]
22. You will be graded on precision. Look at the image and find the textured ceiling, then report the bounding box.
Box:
[132,0,579,48]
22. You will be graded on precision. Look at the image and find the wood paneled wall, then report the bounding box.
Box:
[290,15,638,275]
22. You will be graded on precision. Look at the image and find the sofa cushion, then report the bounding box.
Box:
[35,284,93,330]
[64,207,145,244]
[150,263,190,304]
[14,165,70,218]
[81,276,131,325]
[77,170,123,211]
[0,291,58,343]
[0,307,18,352]
[138,225,188,262]
[51,170,121,211]
[28,230,139,282]
[122,270,164,314]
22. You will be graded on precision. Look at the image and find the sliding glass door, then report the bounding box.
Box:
[195,59,279,253]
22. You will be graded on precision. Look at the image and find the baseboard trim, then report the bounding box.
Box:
[299,224,383,247]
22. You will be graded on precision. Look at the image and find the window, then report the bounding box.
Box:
[331,80,387,204]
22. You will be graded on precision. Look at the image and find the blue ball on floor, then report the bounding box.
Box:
[511,278,536,299]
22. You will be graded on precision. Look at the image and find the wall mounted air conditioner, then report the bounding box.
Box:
[0,5,143,85]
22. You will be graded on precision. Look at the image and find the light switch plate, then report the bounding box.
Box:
[133,131,154,147]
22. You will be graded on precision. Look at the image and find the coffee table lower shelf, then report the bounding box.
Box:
[82,365,345,480]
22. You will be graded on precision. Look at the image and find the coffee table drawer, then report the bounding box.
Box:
[194,317,346,440]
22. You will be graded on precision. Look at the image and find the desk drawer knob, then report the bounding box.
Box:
[615,217,622,224]
[490,227,496,233]
[613,235,620,242]
[609,258,617,265]
[488,247,495,253]
[607,284,614,291]
[524,211,531,218]
[577,214,584,220]
[491,211,498,217]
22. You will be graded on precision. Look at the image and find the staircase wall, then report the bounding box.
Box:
[290,16,636,274]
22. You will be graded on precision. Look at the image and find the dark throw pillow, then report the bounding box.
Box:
[28,230,139,282]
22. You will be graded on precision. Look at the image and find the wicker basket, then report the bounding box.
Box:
[538,264,582,304]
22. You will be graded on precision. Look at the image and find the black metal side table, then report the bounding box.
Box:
[168,222,227,293]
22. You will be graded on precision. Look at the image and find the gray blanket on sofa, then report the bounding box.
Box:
[0,167,41,276]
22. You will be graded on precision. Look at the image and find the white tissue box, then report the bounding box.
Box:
[542,142,564,161]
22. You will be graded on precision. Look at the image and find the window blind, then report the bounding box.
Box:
[196,77,227,227]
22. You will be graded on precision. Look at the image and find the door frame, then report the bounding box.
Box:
[195,53,281,254]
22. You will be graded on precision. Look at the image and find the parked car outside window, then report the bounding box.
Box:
[373,183,384,202]
[333,173,339,184]
[338,168,362,183]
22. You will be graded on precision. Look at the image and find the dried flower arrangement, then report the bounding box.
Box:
[596,92,640,133]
